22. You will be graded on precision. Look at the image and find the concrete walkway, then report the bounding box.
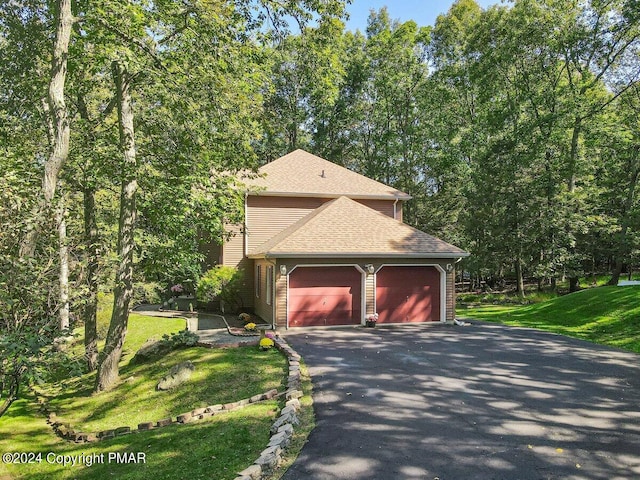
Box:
[282,322,640,480]
[132,305,260,347]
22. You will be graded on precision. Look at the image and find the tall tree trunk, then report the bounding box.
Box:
[515,258,525,298]
[20,0,73,257]
[569,276,580,292]
[567,117,581,193]
[56,195,69,331]
[95,61,137,392]
[84,186,99,371]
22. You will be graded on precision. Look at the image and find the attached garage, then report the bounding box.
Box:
[288,266,363,327]
[376,266,442,323]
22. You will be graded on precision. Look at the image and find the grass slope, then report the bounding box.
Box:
[462,286,640,353]
[1,310,287,480]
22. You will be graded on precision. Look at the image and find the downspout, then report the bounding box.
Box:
[243,192,248,257]
[393,197,399,220]
[264,256,277,330]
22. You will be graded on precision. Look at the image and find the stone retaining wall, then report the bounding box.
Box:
[234,337,305,480]
[41,388,279,444]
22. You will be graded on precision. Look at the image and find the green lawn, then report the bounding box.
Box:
[1,305,288,480]
[461,285,640,353]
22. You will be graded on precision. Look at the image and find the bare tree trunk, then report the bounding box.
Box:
[56,195,69,331]
[20,0,73,257]
[84,187,99,371]
[95,61,137,392]
[515,258,525,299]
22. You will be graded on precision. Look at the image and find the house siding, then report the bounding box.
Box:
[246,195,400,253]
[275,264,287,328]
[222,224,253,310]
[223,195,403,309]
[254,260,275,324]
[447,269,455,321]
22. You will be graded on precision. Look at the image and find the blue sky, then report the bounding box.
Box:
[344,0,504,32]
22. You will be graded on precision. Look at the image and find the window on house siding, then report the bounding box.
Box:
[255,265,261,298]
[266,266,273,306]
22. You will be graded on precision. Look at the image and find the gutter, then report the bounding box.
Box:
[246,190,412,201]
[251,252,471,260]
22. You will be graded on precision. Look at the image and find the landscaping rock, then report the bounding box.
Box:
[138,422,154,431]
[205,404,223,413]
[277,423,294,436]
[268,431,290,449]
[270,412,298,434]
[131,338,171,364]
[156,418,173,427]
[286,389,303,400]
[254,451,280,471]
[285,398,301,410]
[237,464,262,480]
[115,426,131,436]
[156,361,195,391]
[177,412,192,423]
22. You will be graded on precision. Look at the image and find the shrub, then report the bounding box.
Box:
[160,329,199,349]
[197,266,243,312]
[259,338,274,350]
[239,312,251,323]
[132,282,163,306]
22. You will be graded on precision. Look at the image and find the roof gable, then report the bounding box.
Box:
[247,149,410,200]
[249,196,468,258]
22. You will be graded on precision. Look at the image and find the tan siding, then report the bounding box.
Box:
[247,196,327,253]
[254,260,275,324]
[275,261,287,328]
[223,196,420,315]
[366,273,375,315]
[357,199,395,219]
[246,196,399,256]
[447,270,455,321]
[222,225,253,309]
[396,201,403,222]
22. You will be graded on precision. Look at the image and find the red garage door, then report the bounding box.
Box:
[289,267,362,327]
[376,266,440,323]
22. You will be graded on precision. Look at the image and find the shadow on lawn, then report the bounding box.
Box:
[282,323,640,480]
[46,346,287,432]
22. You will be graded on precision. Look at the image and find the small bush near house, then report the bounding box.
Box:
[245,322,257,332]
[259,338,275,350]
[197,266,243,312]
[160,329,200,349]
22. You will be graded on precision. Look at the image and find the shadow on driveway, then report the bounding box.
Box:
[282,322,640,480]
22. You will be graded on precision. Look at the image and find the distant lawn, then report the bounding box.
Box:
[461,285,640,354]
[1,302,288,480]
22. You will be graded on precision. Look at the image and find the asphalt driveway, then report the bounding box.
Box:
[282,322,640,480]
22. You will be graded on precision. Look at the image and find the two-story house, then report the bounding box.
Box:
[219,149,468,328]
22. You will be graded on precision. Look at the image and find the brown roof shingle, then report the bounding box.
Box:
[247,149,411,200]
[249,196,468,258]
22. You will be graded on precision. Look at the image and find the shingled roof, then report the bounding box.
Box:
[246,149,411,200]
[248,196,468,258]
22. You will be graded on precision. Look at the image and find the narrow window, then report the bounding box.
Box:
[255,265,262,298]
[266,266,274,306]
